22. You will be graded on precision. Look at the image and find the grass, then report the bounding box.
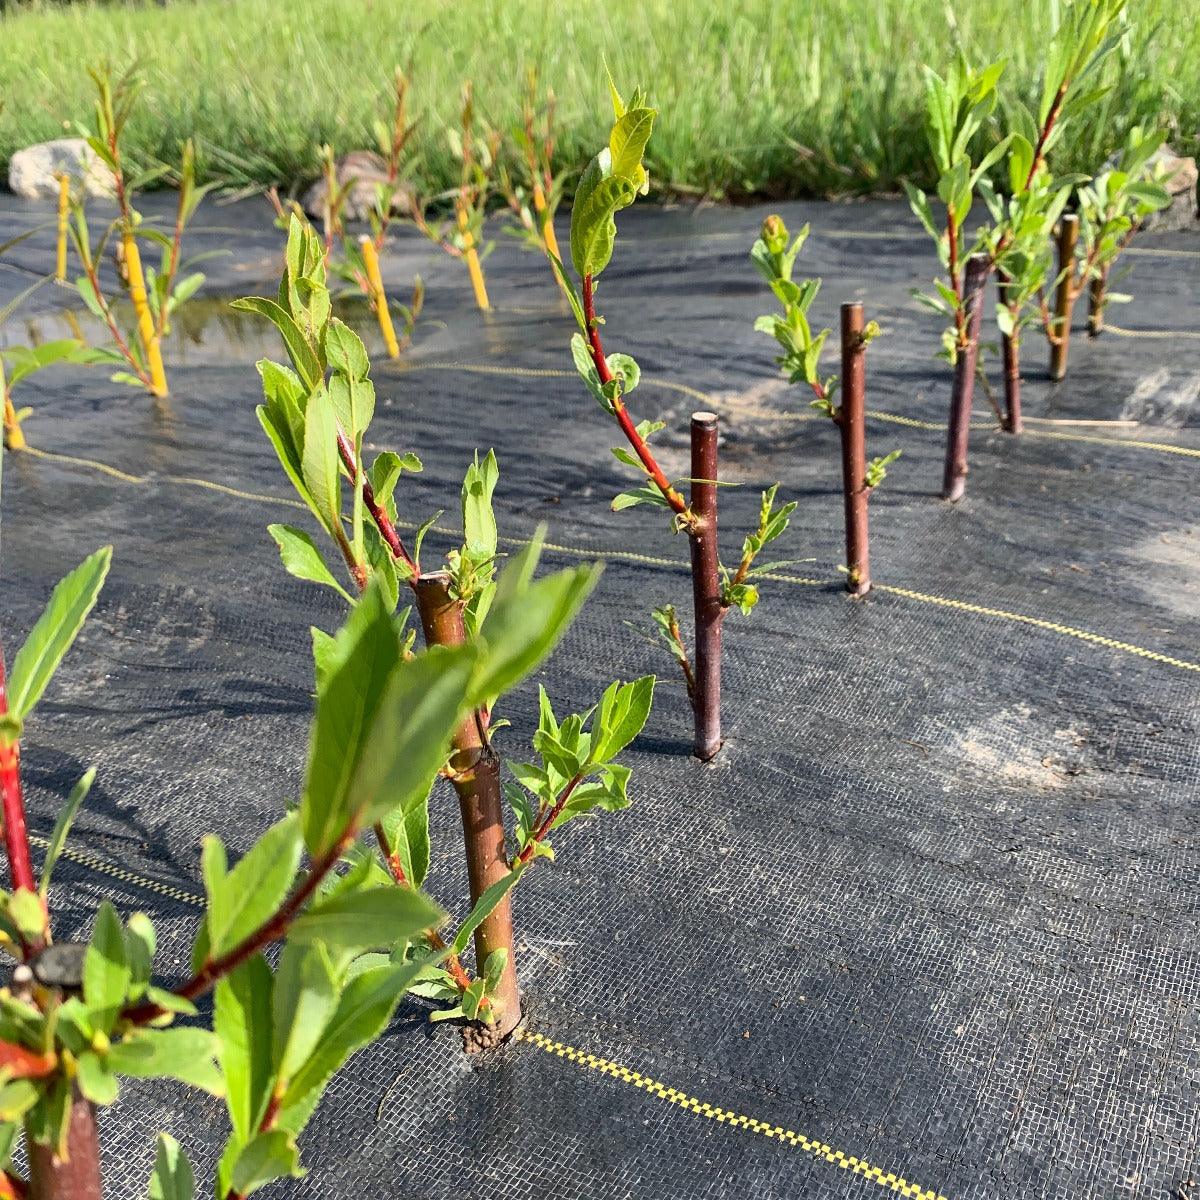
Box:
[0,0,1197,201]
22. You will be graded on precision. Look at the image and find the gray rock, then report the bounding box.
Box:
[1141,145,1197,232]
[301,150,415,224]
[7,137,116,200]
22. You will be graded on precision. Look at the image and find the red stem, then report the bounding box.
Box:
[1027,82,1069,190]
[0,654,38,899]
[838,304,871,596]
[581,275,687,516]
[941,254,990,502]
[688,413,724,761]
[515,775,583,866]
[335,431,418,574]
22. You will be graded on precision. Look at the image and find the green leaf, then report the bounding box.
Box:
[268,524,353,602]
[570,152,637,278]
[345,642,481,832]
[84,901,129,1033]
[231,297,321,390]
[612,486,669,511]
[74,1052,119,1105]
[474,556,601,706]
[7,547,112,720]
[324,319,370,381]
[38,767,95,898]
[590,676,655,765]
[289,885,441,958]
[230,1129,302,1196]
[368,450,421,505]
[204,814,302,961]
[300,584,404,855]
[272,942,337,1082]
[148,1134,195,1200]
[461,449,499,562]
[380,787,431,888]
[108,1027,223,1095]
[570,332,607,409]
[451,868,523,957]
[327,374,376,447]
[124,912,156,999]
[300,386,341,535]
[609,106,656,185]
[214,955,274,1143]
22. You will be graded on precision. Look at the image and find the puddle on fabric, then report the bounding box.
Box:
[0,296,389,366]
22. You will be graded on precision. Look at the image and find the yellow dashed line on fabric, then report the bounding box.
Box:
[27,831,204,907]
[515,1029,950,1200]
[873,584,1200,671]
[23,832,954,1200]
[1103,323,1200,341]
[24,443,1200,673]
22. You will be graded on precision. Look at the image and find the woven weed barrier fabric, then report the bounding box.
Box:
[1,193,1199,1200]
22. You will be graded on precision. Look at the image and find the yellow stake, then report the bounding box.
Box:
[359,237,400,359]
[457,205,490,312]
[2,357,25,452]
[55,173,70,282]
[533,182,561,264]
[122,230,168,398]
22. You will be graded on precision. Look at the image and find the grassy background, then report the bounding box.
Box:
[0,0,1197,200]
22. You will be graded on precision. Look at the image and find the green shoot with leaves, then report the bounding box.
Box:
[243,213,653,1035]
[560,73,793,755]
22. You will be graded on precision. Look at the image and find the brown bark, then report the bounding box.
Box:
[26,1090,102,1200]
[997,270,1022,434]
[1050,214,1079,380]
[838,303,871,595]
[941,254,990,502]
[412,573,520,1038]
[688,414,724,761]
[1087,270,1106,338]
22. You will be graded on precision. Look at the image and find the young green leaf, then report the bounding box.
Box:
[83,901,130,1033]
[108,1027,223,1095]
[6,546,111,720]
[229,1129,303,1196]
[267,524,354,602]
[38,767,95,898]
[148,1134,195,1200]
[214,955,274,1144]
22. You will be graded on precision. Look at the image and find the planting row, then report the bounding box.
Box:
[0,2,1184,1196]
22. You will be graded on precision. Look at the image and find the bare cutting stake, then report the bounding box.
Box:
[839,303,871,595]
[942,254,990,502]
[997,269,1022,433]
[689,412,724,761]
[1087,271,1106,337]
[1050,214,1079,380]
[412,572,520,1040]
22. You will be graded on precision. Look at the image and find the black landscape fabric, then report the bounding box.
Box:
[1,192,1199,1200]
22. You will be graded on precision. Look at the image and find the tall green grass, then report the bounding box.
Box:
[1,0,1196,199]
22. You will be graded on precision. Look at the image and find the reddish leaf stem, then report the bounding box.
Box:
[335,431,418,575]
[581,275,688,516]
[515,774,583,867]
[0,653,38,900]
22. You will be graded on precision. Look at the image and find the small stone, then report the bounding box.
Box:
[301,150,416,224]
[1140,145,1197,232]
[8,137,116,200]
